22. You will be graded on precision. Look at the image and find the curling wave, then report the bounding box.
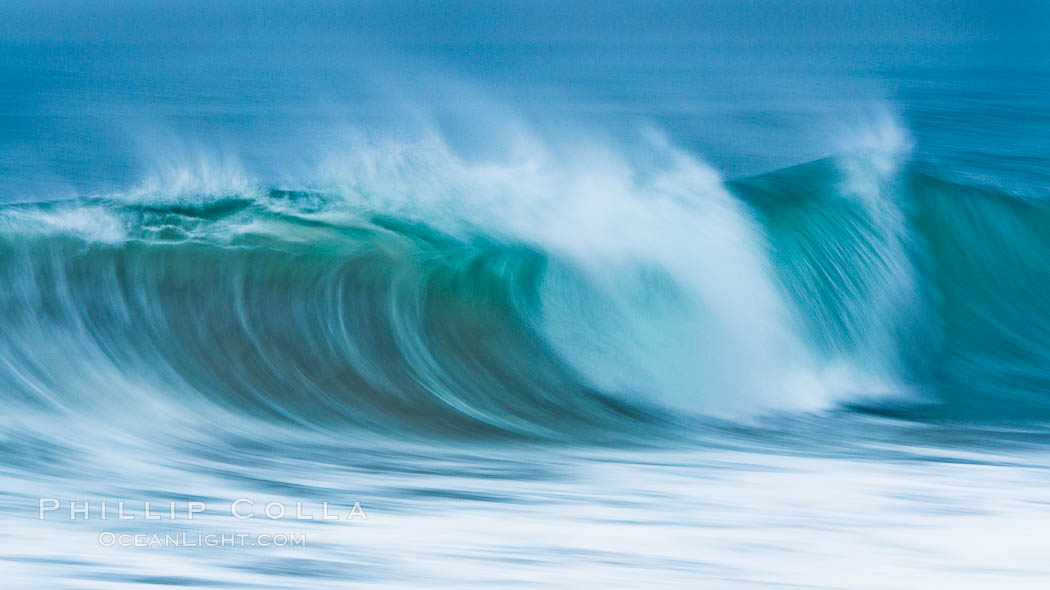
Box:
[1,145,1049,438]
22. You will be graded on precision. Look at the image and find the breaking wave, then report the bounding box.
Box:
[2,126,1048,439]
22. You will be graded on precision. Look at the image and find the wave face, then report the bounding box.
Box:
[0,194,641,439]
[2,148,1050,437]
[735,160,1050,422]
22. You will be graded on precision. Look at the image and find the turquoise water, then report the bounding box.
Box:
[2,2,1050,588]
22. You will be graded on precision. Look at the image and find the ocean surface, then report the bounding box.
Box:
[1,1,1050,588]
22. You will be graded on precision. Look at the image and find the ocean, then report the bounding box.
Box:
[1,1,1049,588]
